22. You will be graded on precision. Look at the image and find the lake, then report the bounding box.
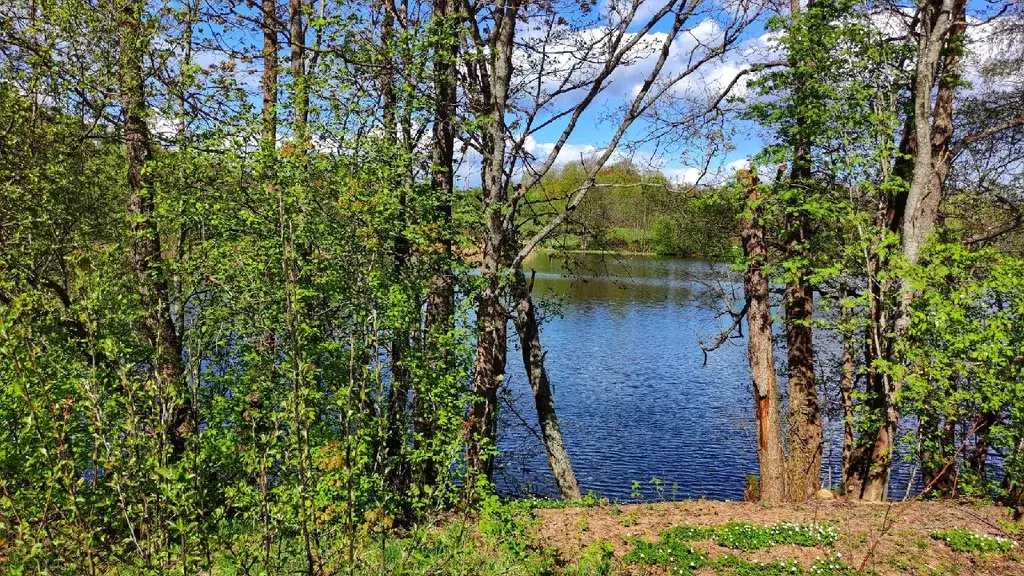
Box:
[495,251,914,501]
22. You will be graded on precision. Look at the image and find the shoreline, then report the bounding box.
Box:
[522,497,1024,575]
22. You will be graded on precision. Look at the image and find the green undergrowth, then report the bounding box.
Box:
[930,528,1018,554]
[655,522,840,551]
[137,500,1020,575]
[520,491,610,510]
[361,504,851,576]
[623,522,854,576]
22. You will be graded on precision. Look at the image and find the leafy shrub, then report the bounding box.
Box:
[479,496,535,559]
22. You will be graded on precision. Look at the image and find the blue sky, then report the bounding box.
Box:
[489,0,1012,188]
[482,0,778,188]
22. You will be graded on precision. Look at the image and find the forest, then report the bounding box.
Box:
[1,0,1023,574]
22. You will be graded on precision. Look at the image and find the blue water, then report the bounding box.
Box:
[495,252,913,501]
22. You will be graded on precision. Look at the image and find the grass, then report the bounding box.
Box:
[625,539,856,576]
[353,510,849,576]
[714,522,840,551]
[637,522,839,552]
[931,528,1017,554]
[620,522,848,575]
[73,499,1023,575]
[361,508,1012,576]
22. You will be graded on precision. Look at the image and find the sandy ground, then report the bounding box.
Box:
[533,499,1024,575]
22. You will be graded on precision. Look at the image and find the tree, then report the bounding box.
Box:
[737,168,788,503]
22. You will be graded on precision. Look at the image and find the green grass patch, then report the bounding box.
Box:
[645,522,839,551]
[520,491,608,510]
[566,540,615,576]
[623,522,851,576]
[714,522,840,551]
[930,528,1017,554]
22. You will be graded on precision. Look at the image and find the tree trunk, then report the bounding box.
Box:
[467,276,506,487]
[288,0,307,142]
[377,3,413,495]
[855,0,964,501]
[466,0,519,492]
[839,317,855,492]
[782,0,823,501]
[900,0,961,269]
[738,170,787,503]
[968,412,997,483]
[258,3,279,563]
[262,0,279,146]
[920,413,956,496]
[510,267,582,499]
[784,221,822,501]
[419,0,459,488]
[116,0,189,457]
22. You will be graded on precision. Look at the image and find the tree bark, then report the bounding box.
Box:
[738,169,787,503]
[288,0,307,142]
[919,413,956,496]
[377,2,413,495]
[510,267,581,499]
[467,277,506,487]
[262,0,279,146]
[855,0,964,501]
[900,0,961,269]
[782,0,823,501]
[783,206,822,501]
[419,0,459,488]
[116,0,189,457]
[839,314,855,493]
[466,0,519,491]
[968,412,997,483]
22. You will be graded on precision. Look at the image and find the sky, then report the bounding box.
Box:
[166,0,1014,189]
[467,0,778,189]
[472,0,1016,189]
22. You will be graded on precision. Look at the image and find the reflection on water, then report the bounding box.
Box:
[525,251,738,304]
[495,251,910,501]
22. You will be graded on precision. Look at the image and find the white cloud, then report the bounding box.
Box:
[726,158,750,172]
[664,166,704,184]
[522,135,602,164]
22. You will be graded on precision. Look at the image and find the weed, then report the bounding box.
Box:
[623,523,853,575]
[619,510,640,527]
[479,496,536,559]
[651,477,665,501]
[577,517,591,532]
[567,540,615,576]
[626,535,857,575]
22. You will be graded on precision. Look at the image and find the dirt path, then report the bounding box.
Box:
[534,499,1024,575]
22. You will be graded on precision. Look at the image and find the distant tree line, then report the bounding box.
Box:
[527,159,740,259]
